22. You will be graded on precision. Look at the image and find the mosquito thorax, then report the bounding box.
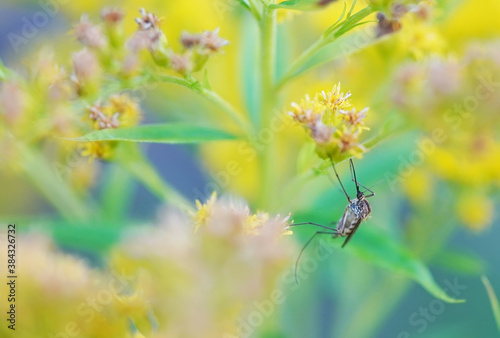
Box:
[349,194,371,220]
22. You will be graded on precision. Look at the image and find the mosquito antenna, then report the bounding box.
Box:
[359,178,384,197]
[329,157,350,202]
[364,179,384,192]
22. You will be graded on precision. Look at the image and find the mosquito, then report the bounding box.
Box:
[291,158,375,282]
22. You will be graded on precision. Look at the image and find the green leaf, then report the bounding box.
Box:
[67,123,240,144]
[235,0,251,11]
[482,276,500,333]
[48,221,125,254]
[270,0,337,11]
[293,212,464,303]
[346,226,464,303]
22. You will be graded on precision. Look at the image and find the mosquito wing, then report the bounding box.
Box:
[341,218,363,248]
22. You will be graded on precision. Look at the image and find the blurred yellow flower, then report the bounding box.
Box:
[111,195,293,336]
[192,191,218,231]
[80,141,114,161]
[402,167,433,204]
[456,192,494,231]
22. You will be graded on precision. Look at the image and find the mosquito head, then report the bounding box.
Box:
[356,190,365,200]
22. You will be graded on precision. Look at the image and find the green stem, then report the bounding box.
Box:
[275,37,327,90]
[275,6,375,90]
[258,4,278,209]
[246,0,262,20]
[100,164,134,223]
[148,73,252,136]
[199,87,253,135]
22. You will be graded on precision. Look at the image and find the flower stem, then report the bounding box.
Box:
[275,6,375,90]
[258,4,278,209]
[199,87,253,135]
[275,37,328,90]
[148,73,252,136]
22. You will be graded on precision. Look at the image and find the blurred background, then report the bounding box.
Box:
[0,0,499,337]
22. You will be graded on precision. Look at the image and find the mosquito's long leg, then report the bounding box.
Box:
[294,230,339,284]
[349,159,359,192]
[292,222,338,231]
[357,182,375,197]
[330,158,350,202]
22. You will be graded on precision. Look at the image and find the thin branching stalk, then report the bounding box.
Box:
[149,73,252,135]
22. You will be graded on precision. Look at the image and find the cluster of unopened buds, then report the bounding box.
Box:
[72,7,229,80]
[288,84,370,161]
[128,8,229,74]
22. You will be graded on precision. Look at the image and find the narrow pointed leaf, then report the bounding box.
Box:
[68,123,240,144]
[482,276,500,333]
[270,0,337,11]
[347,226,465,303]
[235,0,251,11]
[293,212,464,303]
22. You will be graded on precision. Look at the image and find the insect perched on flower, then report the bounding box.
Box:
[291,159,375,282]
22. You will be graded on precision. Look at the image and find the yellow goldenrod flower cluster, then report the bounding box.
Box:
[287,84,370,162]
[392,42,500,230]
[111,194,292,336]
